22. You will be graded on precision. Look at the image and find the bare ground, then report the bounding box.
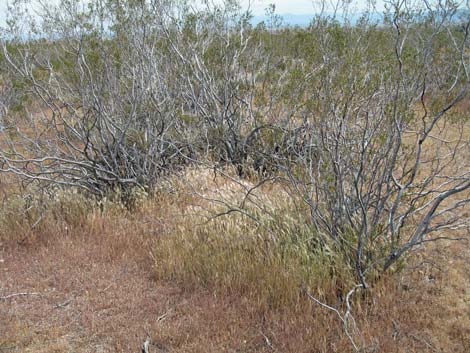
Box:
[0,228,294,353]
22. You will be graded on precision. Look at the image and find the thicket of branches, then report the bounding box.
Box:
[0,0,469,287]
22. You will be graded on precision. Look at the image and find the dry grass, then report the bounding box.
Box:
[0,115,469,352]
[0,165,469,352]
[153,168,356,312]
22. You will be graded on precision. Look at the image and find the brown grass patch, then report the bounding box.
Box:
[0,165,469,352]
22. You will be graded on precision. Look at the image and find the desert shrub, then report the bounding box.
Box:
[0,0,467,320]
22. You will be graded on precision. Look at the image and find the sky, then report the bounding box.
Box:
[240,0,385,15]
[5,0,468,28]
[0,1,7,20]
[0,0,386,22]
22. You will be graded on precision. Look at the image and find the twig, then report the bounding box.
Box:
[98,268,127,293]
[260,331,276,351]
[409,334,440,353]
[157,308,173,323]
[53,299,72,309]
[0,292,41,300]
[142,338,151,353]
[304,285,364,352]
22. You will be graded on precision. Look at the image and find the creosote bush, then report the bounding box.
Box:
[0,2,469,347]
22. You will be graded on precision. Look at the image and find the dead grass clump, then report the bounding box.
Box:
[0,186,93,244]
[154,180,356,311]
